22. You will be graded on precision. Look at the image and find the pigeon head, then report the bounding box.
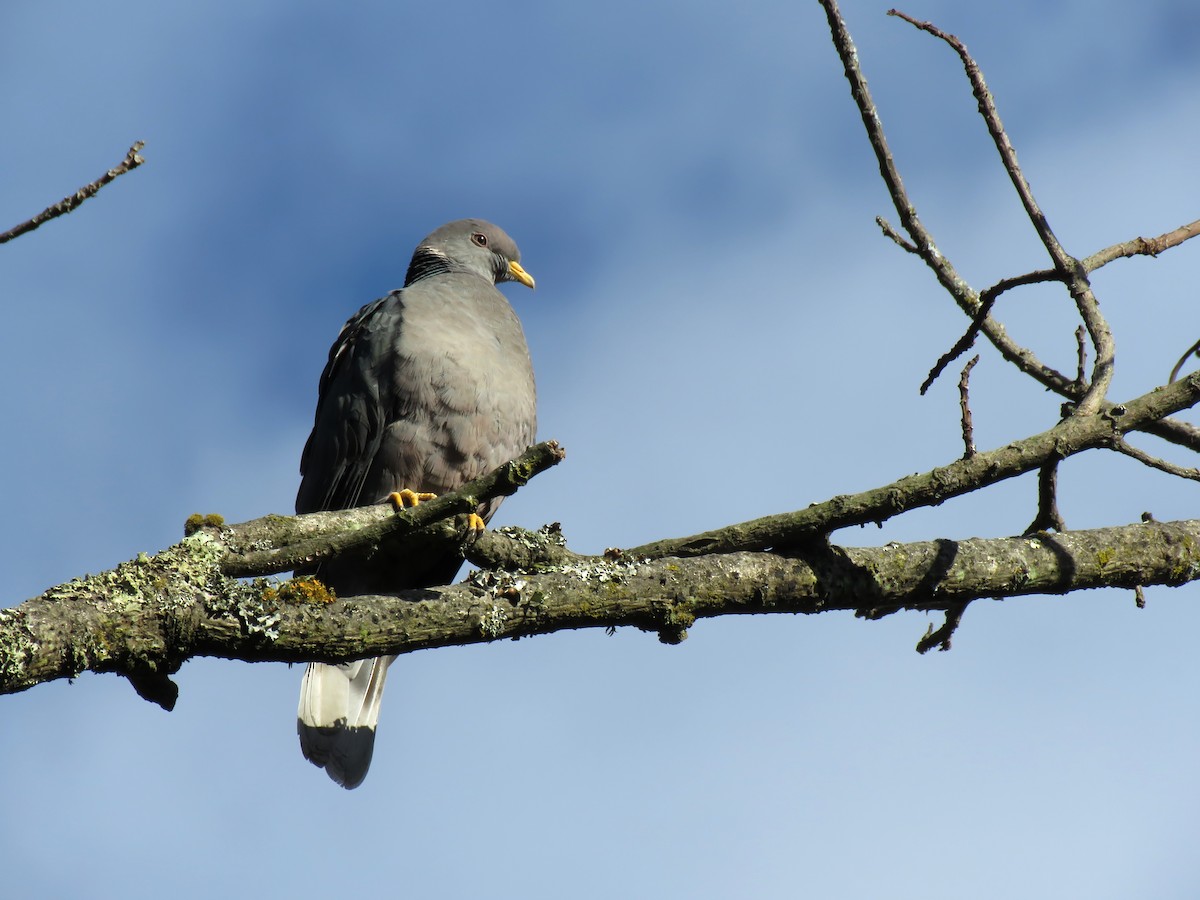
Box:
[404,218,535,289]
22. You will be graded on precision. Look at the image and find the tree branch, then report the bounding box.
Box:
[1025,460,1066,535]
[820,1,1078,400]
[889,9,1116,415]
[915,601,969,654]
[0,142,145,245]
[920,269,1064,394]
[1107,438,1200,482]
[4,517,1199,699]
[832,2,1200,444]
[630,372,1200,560]
[213,440,566,578]
[957,354,980,459]
[1083,218,1200,271]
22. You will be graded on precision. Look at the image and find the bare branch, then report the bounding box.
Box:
[920,270,1062,394]
[1169,337,1200,385]
[630,372,1200,560]
[888,9,1114,415]
[1025,460,1066,534]
[915,602,969,654]
[1108,438,1200,482]
[922,297,994,396]
[1083,218,1200,271]
[821,2,971,300]
[958,355,980,458]
[887,11,1062,261]
[820,2,1079,400]
[1142,417,1200,454]
[213,440,566,578]
[5,517,1200,699]
[0,142,145,245]
[875,215,919,254]
[1075,326,1088,389]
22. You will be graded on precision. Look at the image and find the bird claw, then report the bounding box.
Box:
[388,488,437,511]
[466,512,486,536]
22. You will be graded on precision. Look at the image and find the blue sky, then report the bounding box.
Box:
[2,1,1200,897]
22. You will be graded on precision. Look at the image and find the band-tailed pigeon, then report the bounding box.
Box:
[295,219,537,789]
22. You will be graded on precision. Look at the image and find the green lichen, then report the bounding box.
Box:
[467,567,531,604]
[0,609,38,683]
[206,570,289,643]
[478,603,508,638]
[73,533,225,614]
[231,589,281,640]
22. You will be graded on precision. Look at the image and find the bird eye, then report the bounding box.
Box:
[471,232,488,247]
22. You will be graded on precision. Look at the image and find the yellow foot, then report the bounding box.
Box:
[466,512,486,536]
[388,488,437,510]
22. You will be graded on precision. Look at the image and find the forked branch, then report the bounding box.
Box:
[886,8,1115,413]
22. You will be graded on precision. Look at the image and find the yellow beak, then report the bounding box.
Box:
[508,260,536,290]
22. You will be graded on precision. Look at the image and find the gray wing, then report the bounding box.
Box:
[296,294,400,515]
[294,288,454,594]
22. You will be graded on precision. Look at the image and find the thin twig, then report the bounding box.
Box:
[958,355,980,459]
[1108,437,1200,481]
[983,268,1064,300]
[1090,220,1200,384]
[0,142,146,245]
[1169,337,1200,384]
[875,216,919,254]
[1143,417,1200,454]
[916,602,969,653]
[821,3,971,298]
[888,12,1063,261]
[1083,218,1200,271]
[921,269,1063,394]
[923,295,995,396]
[1075,326,1088,390]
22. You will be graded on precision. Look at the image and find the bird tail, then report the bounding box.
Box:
[297,656,393,789]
